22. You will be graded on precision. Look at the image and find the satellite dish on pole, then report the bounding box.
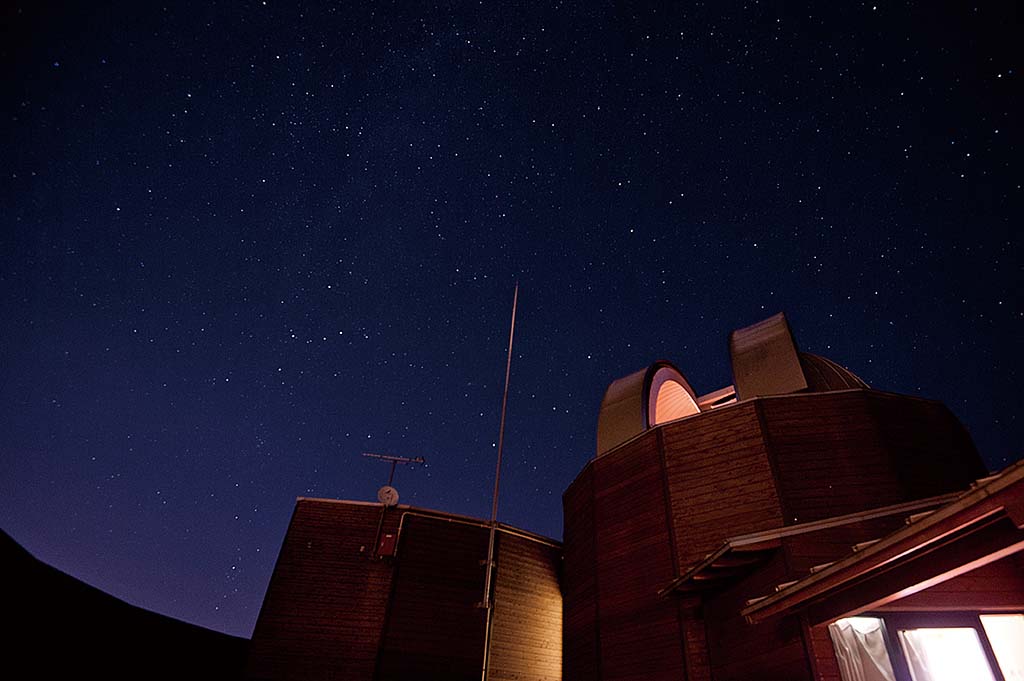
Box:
[377,485,399,506]
[361,453,424,559]
[362,452,424,505]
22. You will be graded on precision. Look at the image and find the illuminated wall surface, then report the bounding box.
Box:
[245,500,561,681]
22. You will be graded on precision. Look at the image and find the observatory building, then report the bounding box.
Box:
[247,313,1024,681]
[564,313,1022,680]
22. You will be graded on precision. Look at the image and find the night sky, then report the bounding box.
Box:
[1,1,1019,638]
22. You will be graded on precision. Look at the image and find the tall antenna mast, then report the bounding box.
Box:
[480,283,518,680]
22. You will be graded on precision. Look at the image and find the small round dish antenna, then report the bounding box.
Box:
[377,485,399,506]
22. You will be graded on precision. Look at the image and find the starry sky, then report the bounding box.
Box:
[1,1,1019,638]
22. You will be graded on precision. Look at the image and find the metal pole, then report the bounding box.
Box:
[480,283,518,681]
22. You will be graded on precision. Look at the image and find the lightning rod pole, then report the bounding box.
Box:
[480,283,518,681]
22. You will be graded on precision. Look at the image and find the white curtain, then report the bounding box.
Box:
[828,617,897,681]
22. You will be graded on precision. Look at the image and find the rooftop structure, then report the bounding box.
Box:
[248,313,1024,681]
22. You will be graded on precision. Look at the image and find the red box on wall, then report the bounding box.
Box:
[377,533,396,557]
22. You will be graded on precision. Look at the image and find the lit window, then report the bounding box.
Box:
[898,627,995,681]
[830,613,1023,681]
[980,615,1024,681]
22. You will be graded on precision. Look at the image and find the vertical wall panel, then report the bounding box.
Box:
[760,392,908,524]
[376,515,488,681]
[562,465,599,681]
[662,402,784,567]
[868,393,987,499]
[679,597,712,681]
[806,621,843,681]
[488,533,562,681]
[703,554,812,681]
[246,500,399,681]
[593,431,686,681]
[760,392,987,524]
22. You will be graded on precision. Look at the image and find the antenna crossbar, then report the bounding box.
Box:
[362,452,426,486]
[361,452,425,464]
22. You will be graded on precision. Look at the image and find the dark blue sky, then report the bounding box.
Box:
[1,1,1019,637]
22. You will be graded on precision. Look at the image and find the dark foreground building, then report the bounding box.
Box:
[248,313,1024,681]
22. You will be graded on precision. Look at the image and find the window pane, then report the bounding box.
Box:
[898,628,996,681]
[829,617,897,681]
[981,614,1024,681]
